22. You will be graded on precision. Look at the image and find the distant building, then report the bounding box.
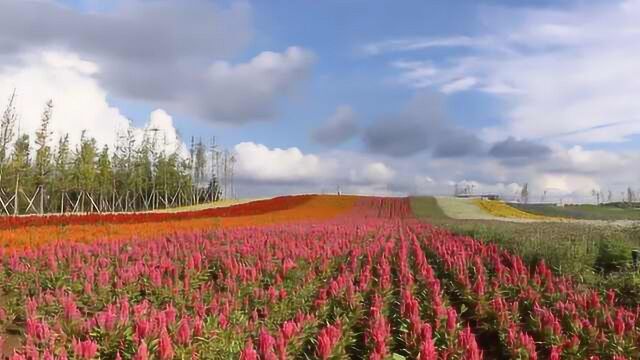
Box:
[455,194,501,201]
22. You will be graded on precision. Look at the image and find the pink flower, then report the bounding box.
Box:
[419,324,437,360]
[281,320,298,341]
[134,318,150,342]
[614,311,625,337]
[317,323,342,360]
[159,328,174,360]
[176,317,192,345]
[134,341,149,360]
[240,339,258,360]
[458,327,482,360]
[193,316,204,337]
[446,308,457,333]
[258,328,276,360]
[72,338,99,359]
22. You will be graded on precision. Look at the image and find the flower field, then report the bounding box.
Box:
[1,196,639,359]
[0,196,357,250]
[473,200,553,221]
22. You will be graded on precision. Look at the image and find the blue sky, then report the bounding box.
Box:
[1,0,639,201]
[112,0,513,150]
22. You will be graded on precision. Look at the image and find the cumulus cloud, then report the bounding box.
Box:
[0,0,314,124]
[139,109,189,157]
[363,92,485,157]
[228,138,640,203]
[0,51,129,147]
[191,47,314,123]
[232,142,399,195]
[311,105,359,146]
[351,162,395,185]
[373,0,640,144]
[0,50,186,154]
[234,142,330,183]
[489,137,552,164]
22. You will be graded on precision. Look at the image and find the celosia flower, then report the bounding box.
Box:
[134,341,149,360]
[240,339,258,360]
[158,328,174,360]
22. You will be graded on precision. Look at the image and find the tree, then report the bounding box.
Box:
[7,135,31,214]
[194,139,207,186]
[52,134,71,212]
[72,131,98,212]
[520,183,529,204]
[96,145,113,210]
[0,95,235,214]
[34,100,54,212]
[0,90,17,169]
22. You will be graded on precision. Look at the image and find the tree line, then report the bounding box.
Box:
[0,92,231,215]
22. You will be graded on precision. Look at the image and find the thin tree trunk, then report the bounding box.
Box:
[40,185,44,214]
[13,173,19,215]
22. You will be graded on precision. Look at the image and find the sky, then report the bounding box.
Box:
[0,0,639,202]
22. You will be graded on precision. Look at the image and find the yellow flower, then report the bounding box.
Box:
[473,199,552,220]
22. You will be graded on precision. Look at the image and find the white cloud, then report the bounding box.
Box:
[0,50,186,154]
[233,142,399,194]
[228,138,640,203]
[0,51,129,147]
[378,0,640,144]
[234,142,332,183]
[193,47,315,123]
[362,36,487,55]
[137,109,189,157]
[441,77,478,94]
[351,162,395,185]
[311,105,359,146]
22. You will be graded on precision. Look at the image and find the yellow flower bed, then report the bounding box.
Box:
[473,199,552,220]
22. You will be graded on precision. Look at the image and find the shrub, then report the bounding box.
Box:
[595,237,632,273]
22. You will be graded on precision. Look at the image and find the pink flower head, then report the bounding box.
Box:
[446,308,457,333]
[281,320,298,341]
[419,324,437,360]
[258,328,276,359]
[240,339,258,360]
[72,338,98,359]
[134,341,149,360]
[176,317,192,345]
[159,328,174,360]
[316,323,341,360]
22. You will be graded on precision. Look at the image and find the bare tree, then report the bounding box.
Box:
[520,183,529,204]
[34,100,54,213]
[0,90,17,173]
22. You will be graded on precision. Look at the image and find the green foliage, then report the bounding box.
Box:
[512,203,640,221]
[595,237,632,273]
[409,196,450,220]
[0,97,224,214]
[410,196,640,306]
